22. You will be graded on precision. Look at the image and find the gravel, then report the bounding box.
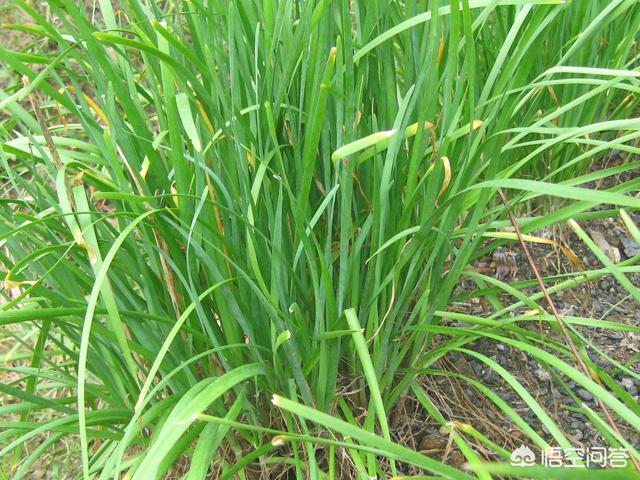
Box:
[621,378,638,396]
[534,368,552,382]
[576,389,594,402]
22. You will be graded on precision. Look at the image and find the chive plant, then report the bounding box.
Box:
[1,0,640,478]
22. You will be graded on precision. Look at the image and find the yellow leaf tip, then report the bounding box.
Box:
[4,279,21,290]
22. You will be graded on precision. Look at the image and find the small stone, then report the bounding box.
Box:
[621,378,635,390]
[577,388,593,401]
[573,430,584,441]
[419,436,445,452]
[570,420,581,429]
[606,330,624,340]
[621,237,640,258]
[498,391,512,402]
[621,378,638,396]
[497,343,506,351]
[535,368,552,382]
[450,452,466,468]
[472,363,485,377]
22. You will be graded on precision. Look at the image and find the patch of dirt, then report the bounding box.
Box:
[387,158,640,476]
